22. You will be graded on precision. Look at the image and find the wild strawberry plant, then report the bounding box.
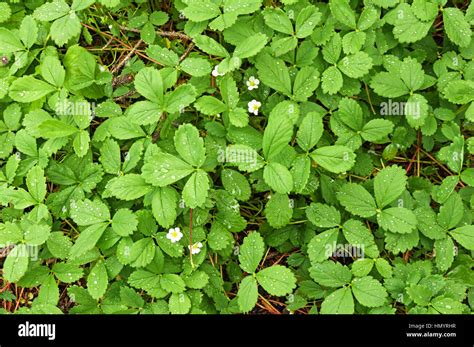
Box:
[0,0,473,314]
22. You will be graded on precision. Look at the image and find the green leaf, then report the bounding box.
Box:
[377,207,417,234]
[399,57,425,92]
[443,7,472,48]
[351,258,374,277]
[223,0,262,15]
[194,96,226,115]
[256,265,296,296]
[237,276,259,313]
[265,193,293,228]
[238,232,265,274]
[112,209,138,236]
[256,54,292,96]
[174,124,206,167]
[68,223,108,259]
[183,271,209,289]
[263,162,293,194]
[337,183,377,218]
[134,67,163,103]
[183,0,220,22]
[434,237,455,272]
[310,145,355,173]
[169,293,191,314]
[330,0,356,28]
[374,165,407,208]
[73,130,90,158]
[375,258,392,278]
[361,119,394,142]
[320,287,354,314]
[164,84,197,114]
[50,14,81,46]
[309,261,352,287]
[36,275,59,306]
[431,296,465,314]
[351,276,387,307]
[108,117,146,139]
[306,203,341,228]
[297,112,323,152]
[221,169,251,201]
[87,260,108,300]
[3,245,29,282]
[263,8,293,35]
[52,263,83,283]
[182,170,209,208]
[307,228,339,264]
[290,156,310,193]
[33,0,69,21]
[41,56,65,87]
[160,274,186,293]
[262,106,294,160]
[151,187,178,228]
[321,66,343,95]
[147,45,179,66]
[38,119,78,139]
[142,153,194,186]
[126,101,162,126]
[193,35,229,57]
[392,4,432,43]
[180,57,211,77]
[26,166,46,202]
[449,225,474,250]
[292,66,320,102]
[438,193,464,230]
[233,33,267,59]
[270,36,298,56]
[370,72,409,98]
[443,80,474,104]
[338,52,373,78]
[295,5,321,38]
[0,28,24,53]
[106,174,152,200]
[99,139,121,175]
[9,76,56,102]
[70,199,110,226]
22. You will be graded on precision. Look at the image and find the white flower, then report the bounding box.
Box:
[188,242,203,255]
[246,76,260,90]
[212,65,225,77]
[166,227,183,243]
[248,99,261,115]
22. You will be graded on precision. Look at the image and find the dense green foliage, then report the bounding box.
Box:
[0,0,473,314]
